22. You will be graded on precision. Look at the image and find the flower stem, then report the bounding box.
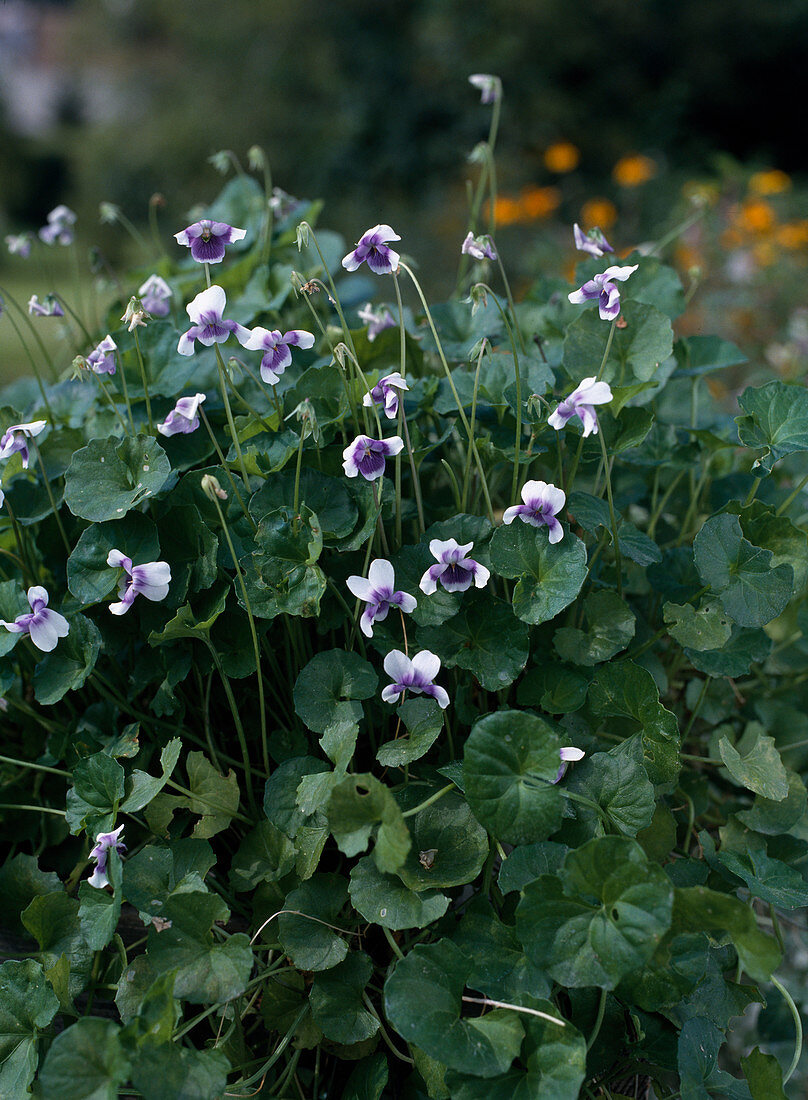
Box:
[205,639,258,815]
[771,974,803,1084]
[401,783,454,819]
[596,426,623,598]
[292,425,306,518]
[132,326,154,435]
[462,339,487,512]
[474,283,522,504]
[32,441,70,554]
[213,345,251,492]
[0,298,56,419]
[595,318,617,382]
[586,988,608,1050]
[198,407,253,527]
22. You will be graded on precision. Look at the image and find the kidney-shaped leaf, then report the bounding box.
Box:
[490,524,587,625]
[65,434,171,521]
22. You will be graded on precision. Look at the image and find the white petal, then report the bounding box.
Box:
[383,649,413,681]
[559,746,585,762]
[187,284,226,323]
[367,558,395,593]
[411,650,441,682]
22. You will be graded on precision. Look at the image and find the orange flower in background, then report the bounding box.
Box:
[749,169,791,196]
[752,241,777,267]
[520,184,561,220]
[544,142,580,173]
[776,221,808,250]
[735,199,776,235]
[612,154,657,187]
[580,198,617,230]
[492,195,522,227]
[674,244,703,273]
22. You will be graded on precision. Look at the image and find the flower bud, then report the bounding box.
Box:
[201,474,228,501]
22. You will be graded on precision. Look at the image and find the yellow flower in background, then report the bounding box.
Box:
[544,142,580,173]
[674,244,703,273]
[735,199,776,235]
[752,241,777,267]
[749,169,791,196]
[580,198,618,230]
[776,221,808,250]
[520,185,561,220]
[613,154,657,187]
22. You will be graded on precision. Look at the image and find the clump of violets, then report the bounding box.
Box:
[38,205,76,246]
[573,223,613,258]
[342,225,401,275]
[138,274,173,318]
[420,539,490,594]
[548,377,613,438]
[177,286,251,357]
[503,480,566,542]
[174,219,246,264]
[88,826,126,889]
[107,551,171,615]
[555,746,585,783]
[468,73,502,104]
[346,559,417,638]
[85,335,117,376]
[461,231,497,261]
[0,586,69,652]
[363,372,408,420]
[342,435,404,481]
[157,393,206,436]
[358,303,396,342]
[243,327,315,384]
[0,419,47,468]
[6,233,33,258]
[381,650,449,709]
[568,264,638,321]
[28,294,64,318]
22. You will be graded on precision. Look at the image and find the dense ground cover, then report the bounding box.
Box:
[0,85,807,1099]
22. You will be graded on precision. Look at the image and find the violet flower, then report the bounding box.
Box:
[461,232,497,261]
[548,377,613,438]
[28,294,64,318]
[419,538,490,595]
[107,550,171,615]
[346,558,417,638]
[381,649,450,709]
[6,233,32,258]
[363,371,409,420]
[85,335,117,376]
[573,223,613,259]
[568,264,638,321]
[342,225,401,275]
[358,303,396,342]
[38,205,76,246]
[174,219,246,264]
[157,393,206,436]
[88,825,126,889]
[177,285,251,357]
[0,586,69,652]
[0,420,47,469]
[468,73,502,104]
[342,435,404,481]
[242,327,315,384]
[138,274,173,318]
[554,746,585,784]
[503,480,566,543]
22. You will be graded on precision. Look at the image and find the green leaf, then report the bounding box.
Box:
[732,499,808,593]
[713,829,808,909]
[121,738,181,813]
[516,663,590,715]
[33,613,102,706]
[230,821,296,891]
[64,434,171,520]
[263,756,330,838]
[21,893,93,997]
[327,774,410,874]
[718,732,789,800]
[240,505,325,619]
[736,771,808,835]
[563,299,673,384]
[464,711,564,845]
[616,932,708,1012]
[450,902,551,1004]
[664,599,733,651]
[349,855,449,930]
[277,874,349,971]
[0,959,59,1097]
[310,951,379,1044]
[383,939,524,1076]
[489,524,588,625]
[147,892,253,1003]
[397,791,489,892]
[736,380,808,473]
[65,751,125,836]
[685,625,772,678]
[516,837,674,989]
[741,1047,788,1100]
[249,468,357,540]
[123,969,179,1046]
[498,842,568,894]
[39,1018,130,1100]
[78,848,122,950]
[145,751,239,839]
[129,1046,230,1100]
[677,1017,751,1100]
[673,886,781,982]
[293,650,377,738]
[342,1052,389,1100]
[67,514,160,604]
[676,334,746,377]
[694,514,793,627]
[418,593,529,690]
[376,698,444,767]
[554,590,635,666]
[566,738,655,837]
[0,854,61,935]
[148,582,228,645]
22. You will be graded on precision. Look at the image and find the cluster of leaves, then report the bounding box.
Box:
[0,165,807,1100]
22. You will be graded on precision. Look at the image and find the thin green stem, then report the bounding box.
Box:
[33,442,70,554]
[771,974,803,1084]
[0,301,55,418]
[292,427,306,519]
[0,754,70,777]
[587,988,608,1050]
[744,477,761,507]
[198,407,252,525]
[461,339,486,512]
[596,427,623,598]
[683,677,711,739]
[132,327,154,434]
[95,375,130,434]
[776,470,808,516]
[213,344,251,491]
[401,783,453,819]
[495,250,527,354]
[205,641,258,815]
[382,925,405,962]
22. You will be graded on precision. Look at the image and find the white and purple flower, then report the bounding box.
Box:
[177,285,251,357]
[363,371,409,420]
[0,419,47,469]
[419,538,490,595]
[174,219,246,264]
[342,434,404,481]
[242,327,315,384]
[346,559,417,638]
[6,233,32,258]
[555,746,585,783]
[461,231,497,261]
[157,393,206,437]
[342,225,401,275]
[381,649,450,709]
[548,377,613,438]
[358,303,396,341]
[107,550,171,615]
[28,294,64,318]
[503,480,566,542]
[85,335,117,376]
[468,73,502,104]
[138,274,173,318]
[568,264,638,321]
[0,586,69,652]
[573,223,613,259]
[38,205,76,246]
[88,825,126,889]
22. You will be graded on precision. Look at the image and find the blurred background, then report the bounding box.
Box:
[1,0,808,381]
